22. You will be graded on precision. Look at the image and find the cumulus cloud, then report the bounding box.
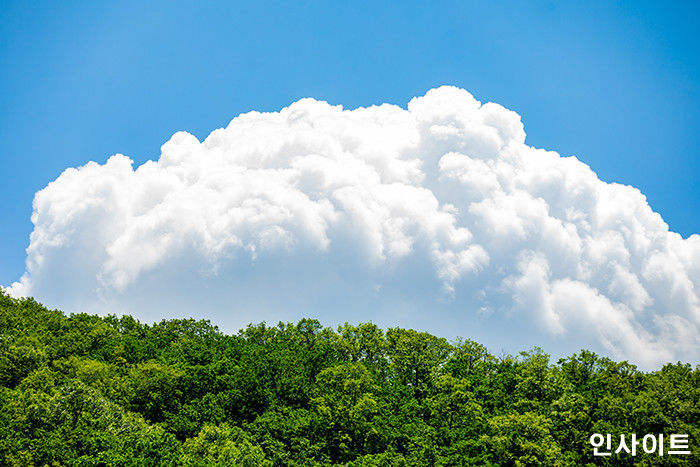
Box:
[6,86,700,368]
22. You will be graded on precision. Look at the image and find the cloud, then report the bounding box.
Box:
[6,86,699,368]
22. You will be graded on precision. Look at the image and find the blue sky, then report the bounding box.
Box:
[1,0,699,287]
[1,1,699,365]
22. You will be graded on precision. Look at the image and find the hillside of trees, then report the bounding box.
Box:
[0,290,697,466]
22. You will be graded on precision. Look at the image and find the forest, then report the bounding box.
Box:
[0,290,697,466]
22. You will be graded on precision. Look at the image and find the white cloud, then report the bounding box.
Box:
[6,86,700,368]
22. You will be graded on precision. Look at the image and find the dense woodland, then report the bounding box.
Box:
[0,291,697,466]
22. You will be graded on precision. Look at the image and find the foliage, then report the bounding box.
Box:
[0,291,697,465]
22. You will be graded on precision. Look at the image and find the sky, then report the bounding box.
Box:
[1,1,699,367]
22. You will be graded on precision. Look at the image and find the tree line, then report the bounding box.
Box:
[0,291,697,465]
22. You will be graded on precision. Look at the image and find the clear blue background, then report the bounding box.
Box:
[1,0,698,287]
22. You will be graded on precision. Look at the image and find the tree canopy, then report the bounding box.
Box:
[0,291,697,465]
